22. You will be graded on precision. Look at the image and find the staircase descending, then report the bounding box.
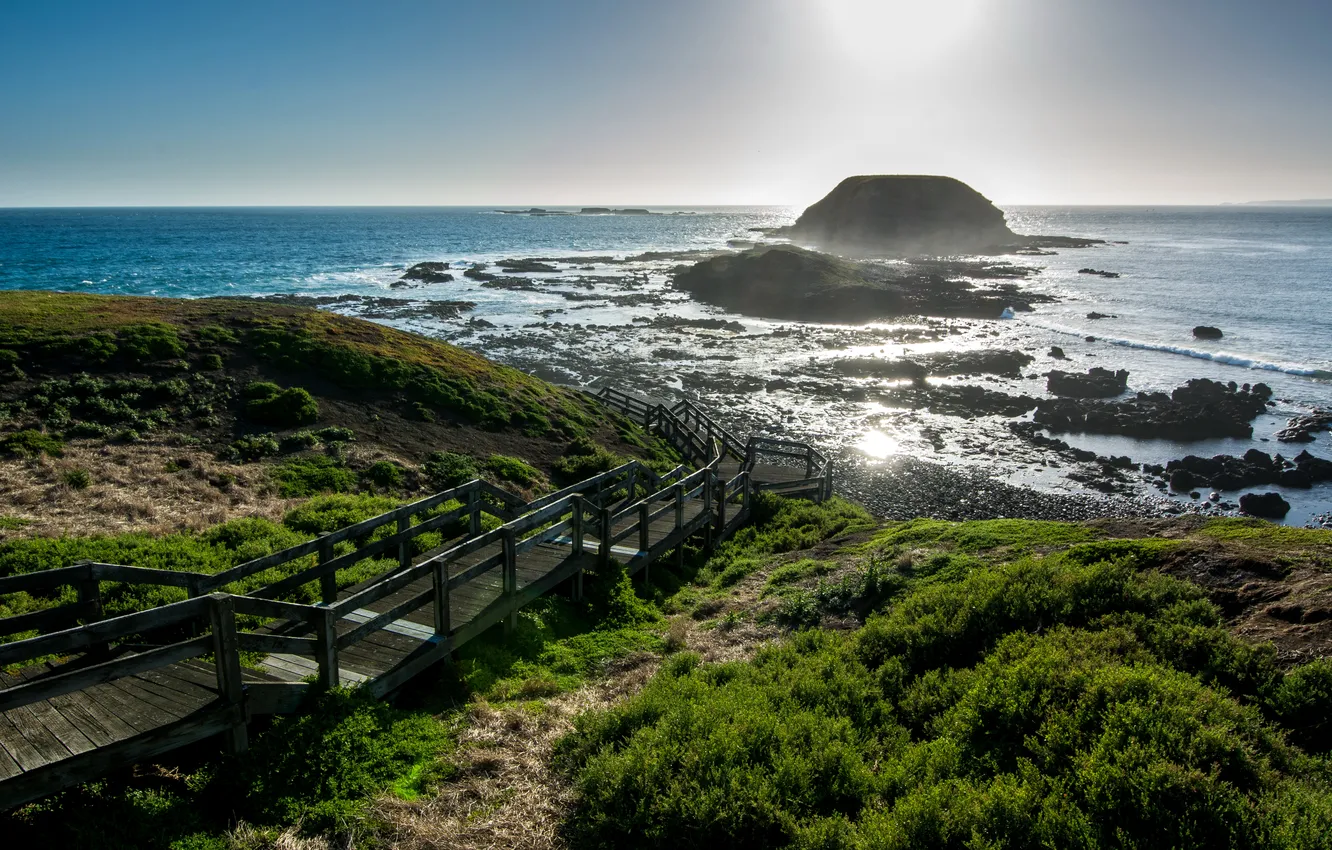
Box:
[0,389,833,810]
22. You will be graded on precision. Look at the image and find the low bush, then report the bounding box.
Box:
[485,454,541,488]
[271,456,357,498]
[245,385,319,427]
[552,438,623,486]
[61,469,91,489]
[422,450,478,490]
[0,429,64,458]
[556,544,1332,849]
[363,460,403,489]
[226,433,279,462]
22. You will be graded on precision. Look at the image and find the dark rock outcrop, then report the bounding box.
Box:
[672,244,1052,323]
[1193,326,1224,340]
[401,262,454,284]
[780,175,1016,256]
[1240,492,1291,519]
[1164,448,1332,492]
[1049,346,1067,360]
[1035,379,1272,439]
[1276,409,1332,443]
[1078,268,1121,279]
[1047,368,1129,398]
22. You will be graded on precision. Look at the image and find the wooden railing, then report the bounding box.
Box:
[746,436,834,502]
[0,594,248,751]
[0,389,835,809]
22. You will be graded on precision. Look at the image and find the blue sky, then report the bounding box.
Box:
[2,0,1329,205]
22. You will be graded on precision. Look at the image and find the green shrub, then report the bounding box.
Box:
[552,439,623,486]
[245,386,319,427]
[61,469,91,489]
[422,450,478,490]
[313,426,355,444]
[364,460,403,489]
[1269,658,1332,754]
[227,434,279,462]
[210,689,451,832]
[278,430,318,453]
[197,353,223,370]
[282,493,400,535]
[117,323,185,363]
[243,381,281,401]
[485,454,541,488]
[271,456,357,498]
[0,429,64,458]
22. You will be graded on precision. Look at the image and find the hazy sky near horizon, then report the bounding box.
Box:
[2,0,1329,207]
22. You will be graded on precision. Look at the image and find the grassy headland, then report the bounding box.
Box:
[0,291,677,538]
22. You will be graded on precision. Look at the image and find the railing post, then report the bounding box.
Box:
[638,502,650,553]
[717,475,728,534]
[703,470,715,549]
[208,594,249,754]
[742,471,753,516]
[433,559,450,637]
[75,561,106,651]
[599,507,613,567]
[571,496,585,600]
[315,607,339,690]
[805,448,815,479]
[397,509,412,570]
[468,487,481,537]
[625,465,638,503]
[317,533,336,605]
[674,483,684,530]
[502,527,518,633]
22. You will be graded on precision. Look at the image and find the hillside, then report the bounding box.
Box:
[0,291,675,537]
[6,493,1332,848]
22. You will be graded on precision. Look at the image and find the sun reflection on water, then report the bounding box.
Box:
[855,430,902,459]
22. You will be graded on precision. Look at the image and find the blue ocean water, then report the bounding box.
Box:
[0,206,792,298]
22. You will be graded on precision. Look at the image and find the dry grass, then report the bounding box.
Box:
[0,439,297,538]
[368,618,778,850]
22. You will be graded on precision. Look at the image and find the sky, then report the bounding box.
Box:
[1,0,1329,206]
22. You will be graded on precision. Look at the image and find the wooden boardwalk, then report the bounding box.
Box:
[0,390,833,809]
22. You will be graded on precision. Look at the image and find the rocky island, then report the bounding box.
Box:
[771,174,1102,257]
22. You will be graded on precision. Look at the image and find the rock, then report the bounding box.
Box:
[1078,269,1121,278]
[1047,367,1129,398]
[1084,336,1097,342]
[1035,379,1272,440]
[1049,346,1066,359]
[778,175,1017,256]
[1169,469,1196,491]
[1239,492,1291,519]
[401,262,454,283]
[498,259,560,273]
[672,244,1053,323]
[1159,445,1332,492]
[1193,325,1224,340]
[1275,408,1332,442]
[1086,312,1116,320]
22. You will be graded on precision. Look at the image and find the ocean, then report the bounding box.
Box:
[1,205,1329,523]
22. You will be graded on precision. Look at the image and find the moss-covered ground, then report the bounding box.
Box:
[0,292,679,537]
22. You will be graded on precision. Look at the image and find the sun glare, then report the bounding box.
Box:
[820,0,990,67]
[855,429,902,459]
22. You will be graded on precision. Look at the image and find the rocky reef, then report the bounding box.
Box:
[1165,449,1332,493]
[1047,368,1129,398]
[671,244,1051,323]
[1034,379,1274,440]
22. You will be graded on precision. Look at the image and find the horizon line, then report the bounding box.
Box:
[4,201,1328,211]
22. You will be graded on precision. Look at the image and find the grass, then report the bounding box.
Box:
[0,290,598,437]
